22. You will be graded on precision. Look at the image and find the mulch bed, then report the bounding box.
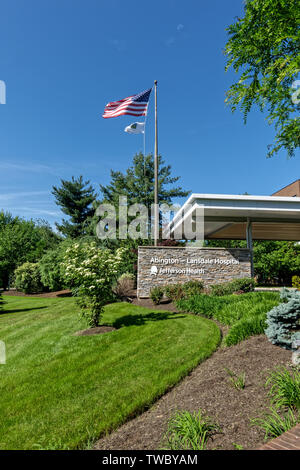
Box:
[94,301,292,451]
[75,326,117,336]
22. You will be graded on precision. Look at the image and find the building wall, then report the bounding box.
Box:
[272,179,300,197]
[137,246,251,298]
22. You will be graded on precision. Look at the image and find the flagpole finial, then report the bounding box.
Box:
[154,80,157,85]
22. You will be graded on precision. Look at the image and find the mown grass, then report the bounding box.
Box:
[177,292,280,346]
[0,296,220,450]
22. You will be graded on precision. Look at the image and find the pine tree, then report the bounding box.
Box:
[52,176,97,238]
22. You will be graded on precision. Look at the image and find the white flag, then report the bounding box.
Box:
[124,122,145,134]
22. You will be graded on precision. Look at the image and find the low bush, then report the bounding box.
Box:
[14,262,44,294]
[113,272,135,300]
[164,281,204,302]
[39,248,66,292]
[210,278,256,296]
[292,275,300,290]
[150,286,164,305]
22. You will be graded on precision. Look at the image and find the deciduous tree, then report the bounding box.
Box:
[225,0,300,157]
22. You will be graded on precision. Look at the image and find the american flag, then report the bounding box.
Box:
[102,88,152,119]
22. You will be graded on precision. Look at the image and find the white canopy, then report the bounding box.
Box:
[168,194,300,241]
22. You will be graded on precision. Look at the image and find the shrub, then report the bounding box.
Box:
[62,241,127,327]
[265,288,300,349]
[162,410,220,450]
[113,272,135,300]
[150,286,164,305]
[164,284,185,302]
[14,262,44,294]
[39,247,66,292]
[164,281,204,302]
[210,278,256,296]
[292,275,300,290]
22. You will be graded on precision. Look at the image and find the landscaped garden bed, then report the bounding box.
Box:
[94,333,293,451]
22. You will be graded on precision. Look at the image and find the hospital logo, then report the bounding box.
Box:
[150,266,158,276]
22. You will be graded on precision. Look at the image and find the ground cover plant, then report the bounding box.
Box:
[0,296,220,450]
[251,367,300,440]
[162,409,220,450]
[177,291,280,346]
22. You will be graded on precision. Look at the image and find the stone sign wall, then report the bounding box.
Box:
[137,246,251,298]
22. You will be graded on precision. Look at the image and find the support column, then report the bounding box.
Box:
[246,218,254,277]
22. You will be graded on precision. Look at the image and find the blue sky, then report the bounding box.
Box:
[0,0,299,228]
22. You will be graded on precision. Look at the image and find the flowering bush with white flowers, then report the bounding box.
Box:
[62,241,127,327]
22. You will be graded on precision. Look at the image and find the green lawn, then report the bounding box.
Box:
[0,296,220,450]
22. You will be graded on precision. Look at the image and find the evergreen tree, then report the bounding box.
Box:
[52,176,97,238]
[265,288,300,349]
[97,152,189,238]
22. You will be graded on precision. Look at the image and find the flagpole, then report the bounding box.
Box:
[154,80,159,246]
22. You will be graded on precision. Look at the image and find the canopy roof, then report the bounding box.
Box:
[168,194,300,241]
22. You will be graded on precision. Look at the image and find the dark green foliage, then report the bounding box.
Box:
[39,242,71,292]
[164,281,204,302]
[210,278,256,296]
[97,152,190,238]
[206,240,300,286]
[265,288,300,349]
[254,241,300,286]
[14,262,44,294]
[225,0,300,158]
[150,287,164,305]
[0,211,61,289]
[52,176,97,238]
